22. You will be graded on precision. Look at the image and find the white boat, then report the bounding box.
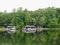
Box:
[22,25,36,33]
[7,26,16,34]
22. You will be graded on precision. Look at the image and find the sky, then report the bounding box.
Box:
[0,0,60,12]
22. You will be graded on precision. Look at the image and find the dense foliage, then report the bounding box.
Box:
[0,7,60,45]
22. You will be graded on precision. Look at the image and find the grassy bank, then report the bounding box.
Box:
[0,27,7,32]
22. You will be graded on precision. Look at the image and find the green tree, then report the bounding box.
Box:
[48,18,59,28]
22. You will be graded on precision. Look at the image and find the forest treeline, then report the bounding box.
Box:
[0,7,60,45]
[0,7,60,28]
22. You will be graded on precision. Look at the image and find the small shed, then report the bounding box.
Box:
[22,25,36,33]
